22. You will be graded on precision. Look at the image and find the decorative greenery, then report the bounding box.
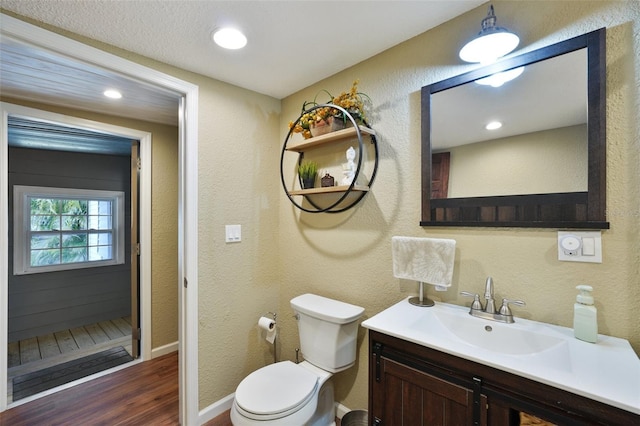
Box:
[298,160,318,181]
[289,80,371,139]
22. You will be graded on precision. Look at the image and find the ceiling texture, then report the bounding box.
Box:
[0,1,485,126]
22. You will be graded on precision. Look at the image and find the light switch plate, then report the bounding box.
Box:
[225,224,241,243]
[558,231,602,263]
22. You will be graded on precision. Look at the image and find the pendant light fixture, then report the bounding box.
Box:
[459,4,519,64]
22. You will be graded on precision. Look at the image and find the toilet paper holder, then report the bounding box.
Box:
[262,312,277,364]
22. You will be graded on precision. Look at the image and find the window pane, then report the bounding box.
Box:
[88,232,112,246]
[62,215,88,230]
[89,215,112,230]
[62,233,88,248]
[61,199,88,215]
[31,215,60,231]
[62,247,88,263]
[30,234,60,249]
[89,245,112,261]
[30,198,59,215]
[98,201,112,215]
[31,249,60,266]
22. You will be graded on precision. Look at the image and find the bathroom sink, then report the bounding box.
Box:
[362,297,640,415]
[433,309,565,355]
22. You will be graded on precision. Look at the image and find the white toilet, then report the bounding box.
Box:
[230,293,365,426]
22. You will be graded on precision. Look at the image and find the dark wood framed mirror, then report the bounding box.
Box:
[421,28,608,228]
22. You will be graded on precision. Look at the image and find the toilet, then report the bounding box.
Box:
[230,293,365,426]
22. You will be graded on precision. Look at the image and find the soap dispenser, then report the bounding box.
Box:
[574,285,597,343]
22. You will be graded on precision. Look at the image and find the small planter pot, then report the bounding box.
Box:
[301,177,316,189]
[345,112,364,127]
[310,116,346,137]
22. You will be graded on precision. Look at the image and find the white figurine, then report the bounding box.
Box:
[341,146,357,185]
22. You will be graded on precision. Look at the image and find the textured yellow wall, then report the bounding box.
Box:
[279,0,640,411]
[0,97,180,350]
[5,0,639,415]
[193,75,281,407]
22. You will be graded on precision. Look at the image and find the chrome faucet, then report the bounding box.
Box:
[461,277,525,323]
[484,276,496,314]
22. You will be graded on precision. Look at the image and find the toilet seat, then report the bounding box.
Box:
[234,361,319,421]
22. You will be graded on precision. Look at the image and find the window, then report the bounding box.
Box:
[13,186,125,275]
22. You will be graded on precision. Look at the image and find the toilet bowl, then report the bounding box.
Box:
[230,294,364,426]
[230,361,335,426]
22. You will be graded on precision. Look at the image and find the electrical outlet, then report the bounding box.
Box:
[558,231,601,263]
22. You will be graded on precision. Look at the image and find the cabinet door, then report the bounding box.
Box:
[372,357,485,425]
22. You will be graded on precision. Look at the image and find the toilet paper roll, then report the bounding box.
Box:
[258,316,277,344]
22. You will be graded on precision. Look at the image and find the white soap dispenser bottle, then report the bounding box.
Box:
[574,285,597,343]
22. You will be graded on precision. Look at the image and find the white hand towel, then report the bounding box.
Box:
[392,236,456,290]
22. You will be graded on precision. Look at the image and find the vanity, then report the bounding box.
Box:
[362,299,640,425]
[366,21,640,425]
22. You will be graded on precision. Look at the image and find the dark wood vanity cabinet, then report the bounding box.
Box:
[368,331,639,426]
[371,353,485,425]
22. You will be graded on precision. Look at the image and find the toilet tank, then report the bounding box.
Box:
[291,294,365,373]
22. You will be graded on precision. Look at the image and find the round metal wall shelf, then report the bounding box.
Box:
[280,105,379,213]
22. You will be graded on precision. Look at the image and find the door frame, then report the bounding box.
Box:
[1,102,152,398]
[0,14,199,424]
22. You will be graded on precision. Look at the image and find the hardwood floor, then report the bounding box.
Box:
[1,352,179,426]
[0,353,340,426]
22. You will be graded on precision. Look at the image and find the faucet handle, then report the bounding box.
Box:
[460,291,483,311]
[499,298,526,316]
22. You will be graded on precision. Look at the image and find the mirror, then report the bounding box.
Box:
[421,28,608,228]
[432,49,588,198]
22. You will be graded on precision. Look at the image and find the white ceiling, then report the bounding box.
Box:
[0,1,486,125]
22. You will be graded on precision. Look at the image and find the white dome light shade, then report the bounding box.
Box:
[212,28,247,50]
[460,31,520,63]
[459,5,519,64]
[475,66,525,87]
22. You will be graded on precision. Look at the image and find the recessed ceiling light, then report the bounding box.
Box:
[104,89,122,99]
[212,28,247,50]
[486,121,502,130]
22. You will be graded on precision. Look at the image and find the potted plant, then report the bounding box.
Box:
[289,80,371,139]
[298,160,318,189]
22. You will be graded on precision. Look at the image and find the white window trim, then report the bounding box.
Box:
[13,185,125,275]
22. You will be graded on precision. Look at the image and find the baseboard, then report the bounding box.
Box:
[151,341,178,358]
[336,403,350,419]
[199,393,234,425]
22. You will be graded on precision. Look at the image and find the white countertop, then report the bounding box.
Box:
[362,298,640,414]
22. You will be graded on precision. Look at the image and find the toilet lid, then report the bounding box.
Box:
[235,361,319,418]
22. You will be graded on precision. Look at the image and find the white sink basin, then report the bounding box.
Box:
[362,297,640,415]
[433,309,565,355]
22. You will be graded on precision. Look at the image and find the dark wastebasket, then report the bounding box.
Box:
[341,409,368,426]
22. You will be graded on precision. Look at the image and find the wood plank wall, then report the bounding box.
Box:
[7,147,131,342]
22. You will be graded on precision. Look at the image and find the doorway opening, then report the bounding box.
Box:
[2,105,152,406]
[1,13,199,423]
